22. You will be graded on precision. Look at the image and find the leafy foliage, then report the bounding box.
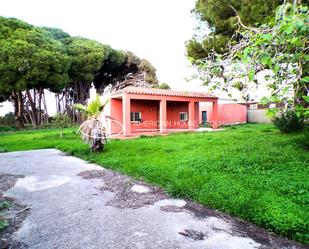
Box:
[73,95,107,152]
[273,110,304,133]
[67,37,105,84]
[0,219,9,231]
[190,2,309,117]
[0,112,15,126]
[73,95,106,118]
[0,201,11,210]
[0,16,70,95]
[0,16,158,127]
[186,0,282,60]
[52,114,71,138]
[93,51,158,93]
[155,83,171,89]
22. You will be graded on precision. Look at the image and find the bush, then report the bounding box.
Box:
[0,125,16,132]
[52,113,71,138]
[0,112,15,128]
[273,110,304,133]
[158,83,171,89]
[152,83,171,90]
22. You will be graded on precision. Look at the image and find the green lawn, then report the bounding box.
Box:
[0,124,308,243]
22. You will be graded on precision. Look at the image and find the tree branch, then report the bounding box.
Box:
[229,5,259,33]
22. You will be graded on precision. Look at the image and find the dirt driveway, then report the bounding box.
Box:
[0,149,306,249]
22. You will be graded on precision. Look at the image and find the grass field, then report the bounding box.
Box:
[0,124,308,243]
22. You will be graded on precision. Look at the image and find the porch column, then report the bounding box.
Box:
[212,99,219,129]
[194,102,200,128]
[188,101,195,130]
[122,93,131,136]
[159,99,167,133]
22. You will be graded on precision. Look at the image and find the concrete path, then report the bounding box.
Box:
[0,149,304,249]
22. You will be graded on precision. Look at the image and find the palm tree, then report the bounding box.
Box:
[73,95,108,152]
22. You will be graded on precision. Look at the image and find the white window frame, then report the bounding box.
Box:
[249,104,258,110]
[269,103,276,108]
[179,112,188,121]
[130,112,142,122]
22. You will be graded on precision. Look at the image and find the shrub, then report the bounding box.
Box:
[152,83,171,90]
[0,112,16,130]
[158,83,171,89]
[0,219,8,231]
[273,110,304,133]
[0,125,15,132]
[0,112,15,125]
[52,113,71,138]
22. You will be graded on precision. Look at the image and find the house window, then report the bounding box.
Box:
[269,103,276,108]
[180,112,188,121]
[130,112,142,122]
[249,104,258,110]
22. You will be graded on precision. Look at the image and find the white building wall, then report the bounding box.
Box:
[247,109,272,124]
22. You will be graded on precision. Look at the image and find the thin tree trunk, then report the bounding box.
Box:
[25,105,35,126]
[42,90,48,123]
[11,90,25,129]
[23,113,30,125]
[26,89,38,127]
[37,88,42,125]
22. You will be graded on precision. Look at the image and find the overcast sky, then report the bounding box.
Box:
[1,0,203,115]
[1,0,198,89]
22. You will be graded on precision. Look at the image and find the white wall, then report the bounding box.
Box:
[248,109,272,123]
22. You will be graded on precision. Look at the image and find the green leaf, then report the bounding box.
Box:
[302,96,309,103]
[300,76,309,83]
[283,24,293,34]
[0,201,10,210]
[260,54,270,66]
[261,34,272,41]
[248,69,255,82]
[266,108,279,117]
[260,97,270,104]
[73,103,88,114]
[273,64,280,74]
[0,220,9,231]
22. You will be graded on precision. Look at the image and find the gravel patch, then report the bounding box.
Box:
[78,169,167,209]
[0,174,29,249]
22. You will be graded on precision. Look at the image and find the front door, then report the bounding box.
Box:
[202,111,207,126]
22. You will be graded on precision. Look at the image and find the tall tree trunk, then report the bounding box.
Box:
[11,90,25,129]
[37,88,43,125]
[42,90,48,123]
[23,113,30,125]
[25,105,35,126]
[26,89,38,127]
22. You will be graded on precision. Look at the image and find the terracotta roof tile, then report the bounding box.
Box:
[112,87,217,99]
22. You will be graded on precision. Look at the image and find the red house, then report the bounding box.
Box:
[107,87,219,136]
[199,103,247,126]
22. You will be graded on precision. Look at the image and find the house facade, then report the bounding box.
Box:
[101,87,247,137]
[199,103,247,126]
[106,87,219,136]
